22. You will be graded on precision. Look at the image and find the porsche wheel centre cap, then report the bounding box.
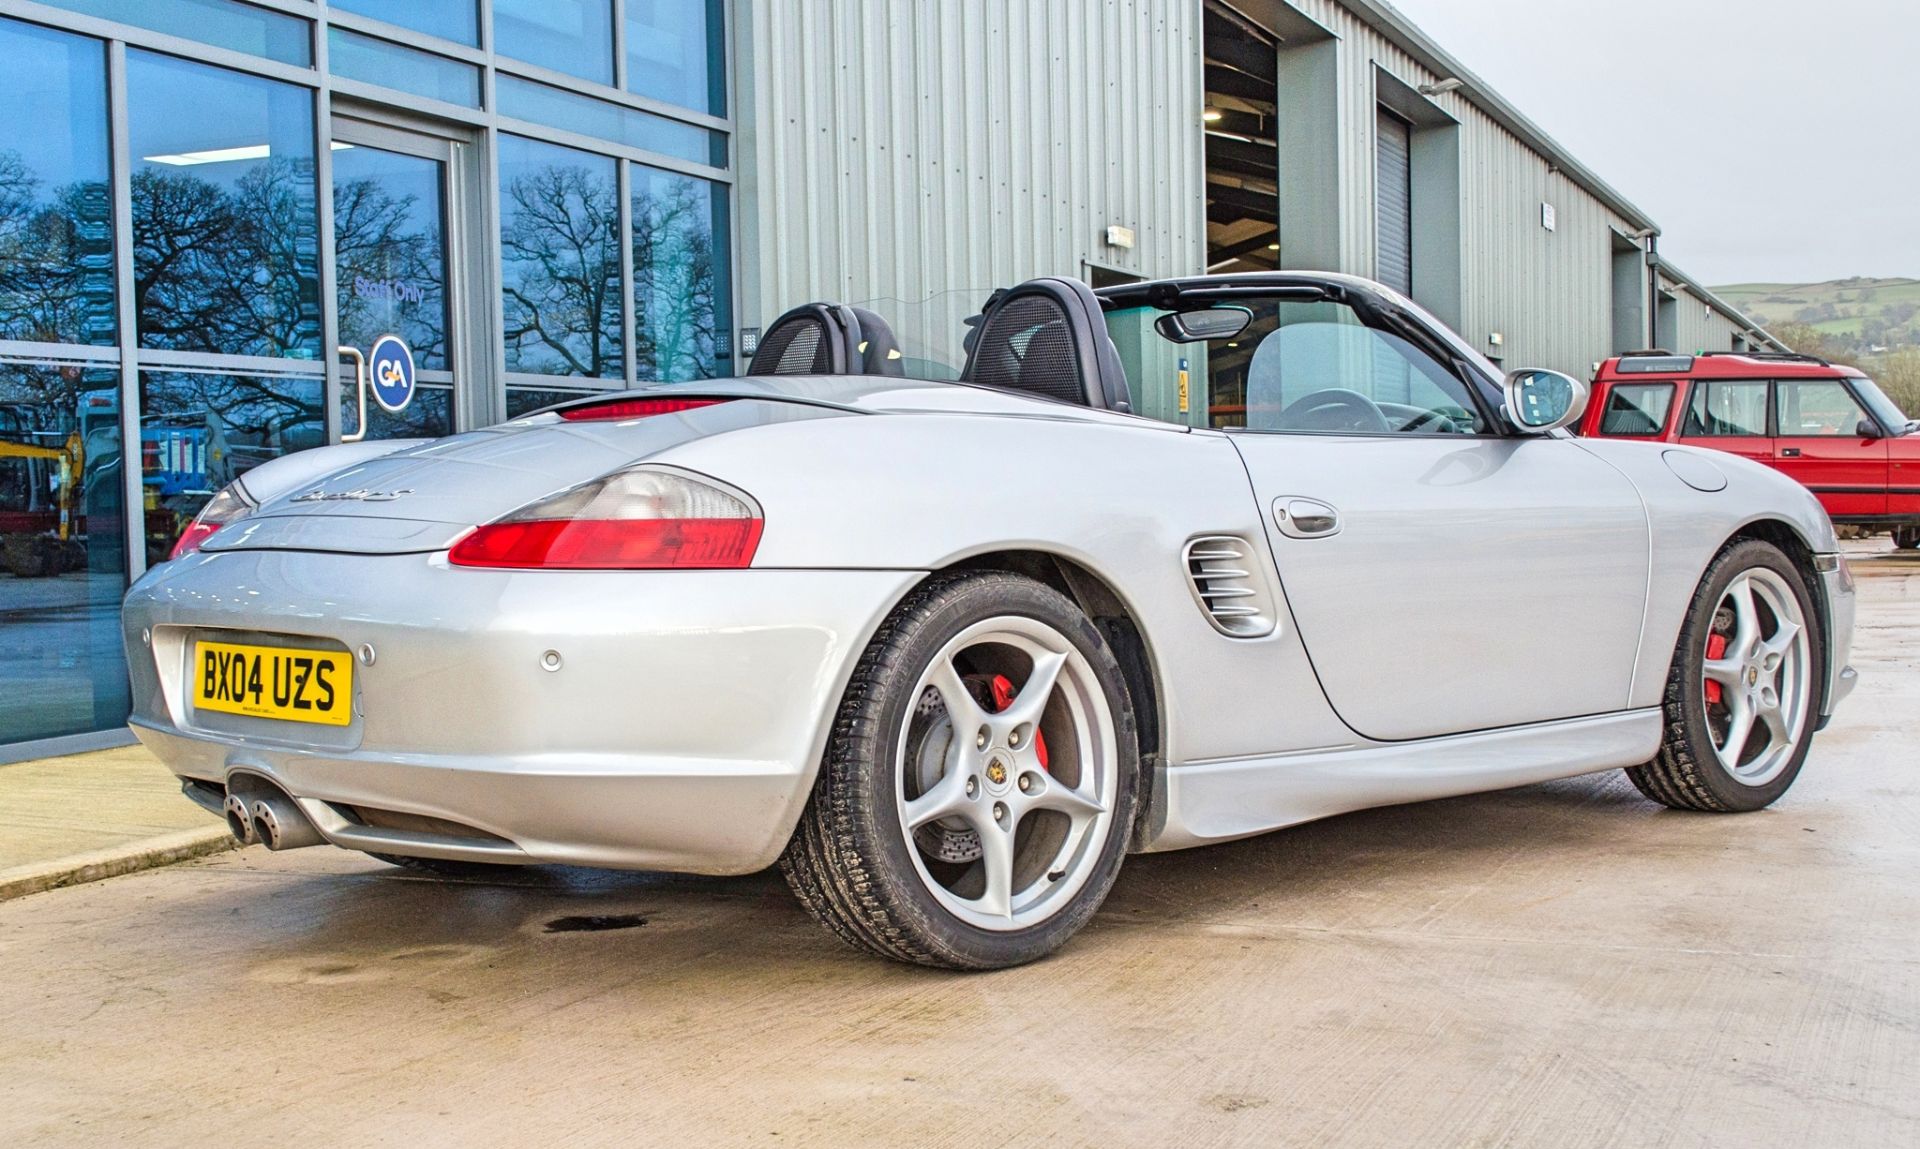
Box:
[984,754,1012,793]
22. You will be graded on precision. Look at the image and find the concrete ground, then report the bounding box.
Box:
[0,545,1915,1148]
[0,744,231,899]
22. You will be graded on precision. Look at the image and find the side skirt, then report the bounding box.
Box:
[1141,709,1663,853]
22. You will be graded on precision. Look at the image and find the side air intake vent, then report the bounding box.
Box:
[1183,535,1277,638]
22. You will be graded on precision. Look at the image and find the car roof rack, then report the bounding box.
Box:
[1619,349,1677,357]
[1698,351,1830,366]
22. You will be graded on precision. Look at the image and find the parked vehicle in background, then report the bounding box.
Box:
[1583,352,1920,549]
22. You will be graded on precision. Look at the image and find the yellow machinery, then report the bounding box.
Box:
[0,431,86,540]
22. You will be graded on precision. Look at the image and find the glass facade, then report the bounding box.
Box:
[0,0,734,754]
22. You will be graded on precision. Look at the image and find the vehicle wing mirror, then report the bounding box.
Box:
[1154,306,1252,344]
[1856,418,1885,440]
[1501,368,1590,434]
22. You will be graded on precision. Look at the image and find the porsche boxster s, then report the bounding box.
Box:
[122,273,1857,969]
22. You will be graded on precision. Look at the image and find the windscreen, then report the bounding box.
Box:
[1851,375,1915,433]
[1104,296,1491,434]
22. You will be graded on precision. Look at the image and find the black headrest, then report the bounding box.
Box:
[848,307,906,376]
[747,303,859,375]
[959,278,1132,412]
[747,303,908,377]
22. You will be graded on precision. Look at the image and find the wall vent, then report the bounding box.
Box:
[1183,536,1277,638]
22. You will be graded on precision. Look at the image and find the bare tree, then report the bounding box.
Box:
[501,164,621,378]
[632,175,720,381]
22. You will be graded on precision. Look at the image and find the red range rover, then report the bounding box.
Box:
[1583,351,1920,549]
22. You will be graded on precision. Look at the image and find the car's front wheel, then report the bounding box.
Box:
[781,571,1139,969]
[1627,539,1823,812]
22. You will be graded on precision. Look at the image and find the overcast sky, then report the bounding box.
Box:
[1385,0,1919,286]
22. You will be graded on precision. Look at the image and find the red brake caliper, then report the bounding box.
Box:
[988,673,1049,771]
[1703,633,1728,706]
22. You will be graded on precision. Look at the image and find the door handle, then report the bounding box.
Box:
[1780,447,1801,457]
[1274,497,1342,539]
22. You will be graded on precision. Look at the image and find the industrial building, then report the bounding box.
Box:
[0,0,1779,758]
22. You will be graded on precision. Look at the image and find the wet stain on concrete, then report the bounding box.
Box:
[544,913,649,933]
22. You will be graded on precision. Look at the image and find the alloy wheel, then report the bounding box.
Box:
[1700,568,1813,786]
[894,615,1118,931]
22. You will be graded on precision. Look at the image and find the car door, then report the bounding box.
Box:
[1678,378,1774,468]
[1772,378,1890,519]
[1224,303,1650,743]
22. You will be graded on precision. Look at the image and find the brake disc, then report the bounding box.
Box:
[908,684,983,865]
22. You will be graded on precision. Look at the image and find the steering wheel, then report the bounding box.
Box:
[1277,388,1392,434]
[1396,407,1460,434]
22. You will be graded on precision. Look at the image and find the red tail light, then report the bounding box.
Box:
[448,466,763,570]
[168,482,256,561]
[449,518,763,569]
[556,397,729,422]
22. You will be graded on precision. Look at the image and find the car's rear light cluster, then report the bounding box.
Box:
[448,466,763,570]
[169,482,257,560]
[556,397,730,422]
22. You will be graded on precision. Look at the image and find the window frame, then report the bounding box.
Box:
[1774,377,1878,440]
[1596,381,1677,438]
[1680,378,1773,440]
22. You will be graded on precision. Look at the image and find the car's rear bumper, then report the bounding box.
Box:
[123,551,920,874]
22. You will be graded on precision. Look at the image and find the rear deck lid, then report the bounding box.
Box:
[199,397,843,556]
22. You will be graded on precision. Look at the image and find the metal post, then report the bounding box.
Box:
[338,346,368,441]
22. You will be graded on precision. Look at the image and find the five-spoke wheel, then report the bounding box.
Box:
[1630,540,1823,812]
[1696,568,1812,787]
[896,616,1118,931]
[782,571,1139,969]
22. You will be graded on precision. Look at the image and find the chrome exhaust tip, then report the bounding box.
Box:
[249,794,325,851]
[222,793,257,845]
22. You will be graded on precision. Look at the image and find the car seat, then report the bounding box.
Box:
[959,278,1132,412]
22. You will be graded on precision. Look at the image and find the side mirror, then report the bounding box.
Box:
[1857,418,1885,440]
[1502,368,1590,434]
[1154,306,1253,344]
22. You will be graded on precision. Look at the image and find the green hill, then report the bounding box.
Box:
[1712,277,1920,355]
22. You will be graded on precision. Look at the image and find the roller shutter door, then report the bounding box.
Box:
[1375,108,1413,296]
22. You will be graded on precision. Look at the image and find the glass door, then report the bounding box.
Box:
[330,118,466,439]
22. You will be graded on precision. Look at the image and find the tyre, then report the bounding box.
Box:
[1894,526,1920,550]
[368,852,520,878]
[781,571,1140,970]
[1627,540,1823,812]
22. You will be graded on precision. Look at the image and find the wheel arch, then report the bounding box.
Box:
[930,548,1167,850]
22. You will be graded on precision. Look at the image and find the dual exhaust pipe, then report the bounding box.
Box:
[223,787,324,851]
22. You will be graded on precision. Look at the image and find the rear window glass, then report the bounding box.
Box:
[1598,383,1674,436]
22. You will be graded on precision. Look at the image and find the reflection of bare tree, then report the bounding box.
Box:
[129,160,321,359]
[333,177,445,366]
[501,164,621,377]
[142,371,322,463]
[0,150,114,346]
[632,175,720,380]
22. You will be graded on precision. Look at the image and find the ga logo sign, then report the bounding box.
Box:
[368,334,416,413]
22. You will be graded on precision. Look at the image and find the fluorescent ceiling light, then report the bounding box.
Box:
[143,141,354,166]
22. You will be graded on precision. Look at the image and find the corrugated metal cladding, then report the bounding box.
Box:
[735,0,1772,377]
[1278,0,1653,377]
[1667,283,1755,355]
[736,0,1207,367]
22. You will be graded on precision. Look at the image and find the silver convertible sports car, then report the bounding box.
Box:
[124,272,1857,969]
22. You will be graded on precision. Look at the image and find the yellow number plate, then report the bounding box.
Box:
[193,640,353,726]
